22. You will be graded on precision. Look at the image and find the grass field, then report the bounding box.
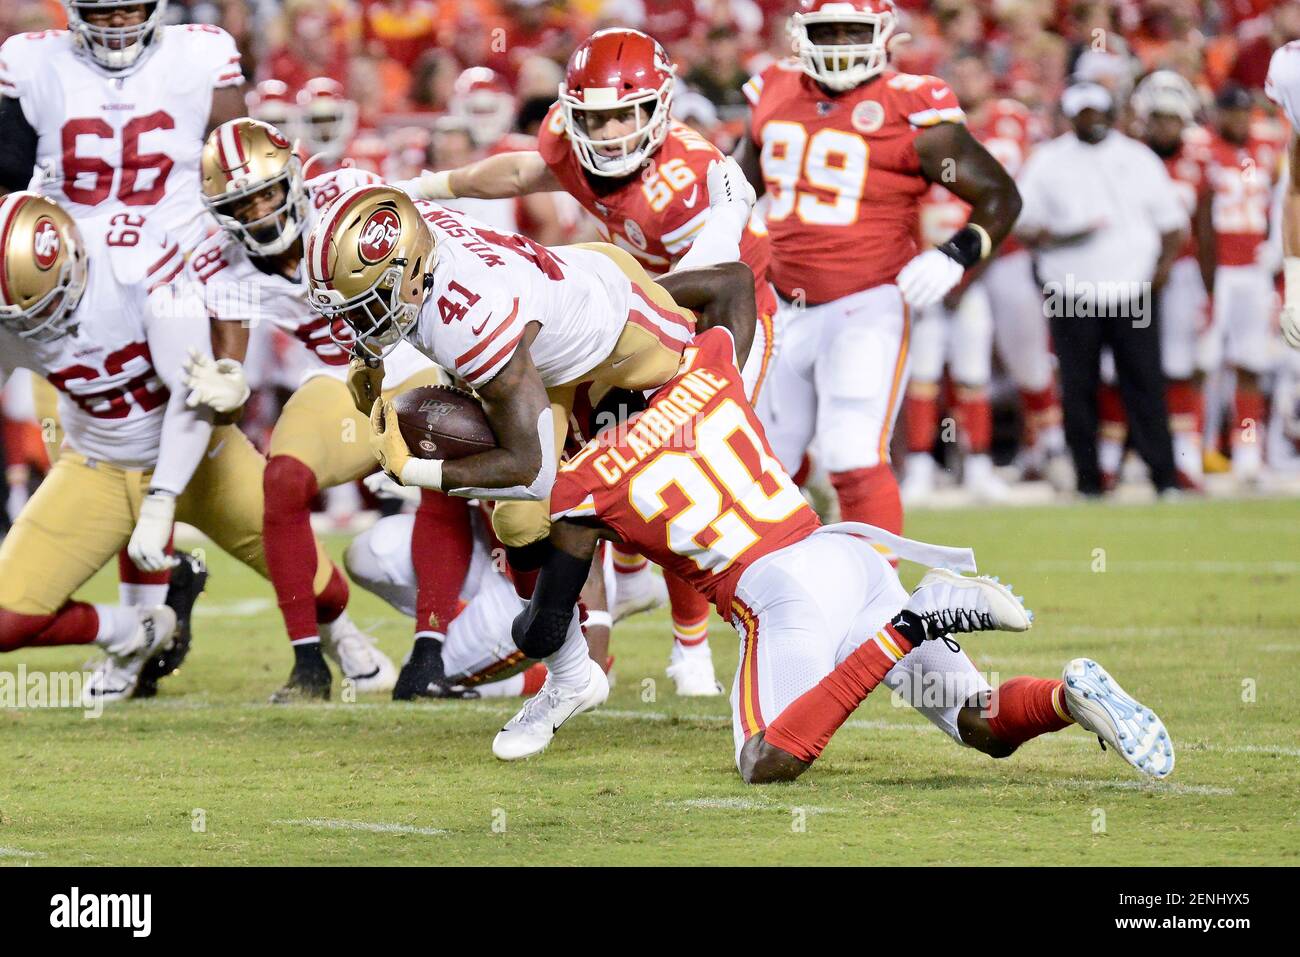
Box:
[1,496,1297,866]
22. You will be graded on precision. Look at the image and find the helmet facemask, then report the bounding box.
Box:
[64,0,169,72]
[204,158,309,257]
[791,8,896,91]
[560,80,674,178]
[316,264,422,360]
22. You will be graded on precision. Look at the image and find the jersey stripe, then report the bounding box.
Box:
[454,296,521,367]
[462,330,523,386]
[742,75,763,106]
[876,304,910,461]
[626,285,694,349]
[147,243,180,277]
[907,106,966,128]
[661,209,709,253]
[731,598,766,739]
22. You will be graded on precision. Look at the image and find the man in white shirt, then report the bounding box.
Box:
[1016,82,1186,496]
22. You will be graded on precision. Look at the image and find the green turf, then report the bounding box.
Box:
[1,497,1297,865]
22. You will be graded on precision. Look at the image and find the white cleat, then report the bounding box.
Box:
[83,606,177,706]
[611,564,668,623]
[962,454,1010,503]
[1063,658,1173,779]
[905,568,1033,636]
[321,613,397,694]
[900,452,937,506]
[666,656,724,697]
[492,658,609,761]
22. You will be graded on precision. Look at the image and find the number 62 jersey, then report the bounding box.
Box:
[549,327,819,615]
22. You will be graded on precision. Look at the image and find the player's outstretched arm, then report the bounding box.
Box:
[915,122,1022,253]
[414,151,562,201]
[730,120,766,200]
[657,261,757,369]
[511,520,601,660]
[206,84,247,137]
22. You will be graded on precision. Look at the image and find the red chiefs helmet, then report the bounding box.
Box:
[247,79,299,132]
[559,28,676,178]
[451,67,517,150]
[297,77,359,162]
[790,0,898,91]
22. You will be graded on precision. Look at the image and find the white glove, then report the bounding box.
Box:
[362,469,422,505]
[1282,303,1300,350]
[1284,257,1300,350]
[706,156,756,213]
[184,348,250,413]
[897,249,965,309]
[128,491,176,573]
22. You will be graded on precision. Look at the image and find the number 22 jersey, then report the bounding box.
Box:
[550,327,819,614]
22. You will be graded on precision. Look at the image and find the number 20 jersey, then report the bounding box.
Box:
[550,327,819,614]
[0,25,243,249]
[744,59,963,304]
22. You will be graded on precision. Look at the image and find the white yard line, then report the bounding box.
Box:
[665,797,839,813]
[1069,779,1235,797]
[0,846,44,858]
[272,818,446,836]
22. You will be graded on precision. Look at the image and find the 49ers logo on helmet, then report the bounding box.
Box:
[358,208,401,264]
[266,126,291,149]
[32,217,60,270]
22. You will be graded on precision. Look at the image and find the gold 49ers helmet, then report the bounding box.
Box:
[201,118,309,257]
[304,184,437,359]
[0,192,87,343]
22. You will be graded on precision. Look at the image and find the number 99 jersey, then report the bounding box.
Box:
[550,327,819,614]
[0,24,243,250]
[744,59,963,304]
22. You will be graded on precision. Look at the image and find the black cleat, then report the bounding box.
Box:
[134,551,209,699]
[393,635,478,699]
[270,643,333,703]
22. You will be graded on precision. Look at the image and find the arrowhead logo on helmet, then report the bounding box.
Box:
[358,209,402,264]
[32,217,61,270]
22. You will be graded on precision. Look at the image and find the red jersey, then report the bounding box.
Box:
[967,98,1039,256]
[743,59,964,304]
[537,105,776,319]
[1162,137,1212,262]
[550,328,819,614]
[1205,132,1279,266]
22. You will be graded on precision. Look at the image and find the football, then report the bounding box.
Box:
[391,385,496,460]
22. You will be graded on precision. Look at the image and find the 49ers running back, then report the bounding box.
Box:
[734,0,1020,539]
[1266,39,1300,350]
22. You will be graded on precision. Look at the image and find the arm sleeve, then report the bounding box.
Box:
[144,285,215,495]
[0,96,37,191]
[1266,43,1300,130]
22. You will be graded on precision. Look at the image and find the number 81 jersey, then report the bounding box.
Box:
[0,25,243,250]
[744,59,963,304]
[550,327,819,614]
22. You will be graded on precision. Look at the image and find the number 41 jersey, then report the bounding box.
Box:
[550,327,820,614]
[0,25,243,249]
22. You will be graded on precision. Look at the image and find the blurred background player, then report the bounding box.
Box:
[247,78,299,138]
[412,28,777,696]
[296,75,359,172]
[736,0,1022,542]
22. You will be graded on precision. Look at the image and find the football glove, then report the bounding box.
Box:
[897,248,966,310]
[1283,303,1300,350]
[706,156,756,213]
[347,355,385,414]
[183,349,249,414]
[128,491,177,573]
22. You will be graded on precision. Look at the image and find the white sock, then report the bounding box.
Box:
[543,615,592,689]
[93,604,140,653]
[671,636,712,663]
[1098,437,1125,477]
[120,582,168,607]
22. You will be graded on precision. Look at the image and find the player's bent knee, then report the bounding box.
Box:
[738,733,810,784]
[491,501,552,548]
[510,605,570,660]
[263,455,320,513]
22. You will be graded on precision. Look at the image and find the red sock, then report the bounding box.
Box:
[0,602,100,652]
[763,622,917,762]
[791,454,812,488]
[1019,385,1060,431]
[314,563,349,628]
[263,455,328,641]
[412,490,473,636]
[904,385,940,454]
[610,542,647,576]
[665,571,709,645]
[829,464,902,534]
[955,386,992,454]
[1165,380,1204,435]
[1097,382,1127,439]
[521,663,548,695]
[1233,386,1267,445]
[985,676,1073,748]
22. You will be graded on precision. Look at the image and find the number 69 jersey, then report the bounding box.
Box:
[0,25,242,249]
[550,328,820,614]
[744,59,963,305]
[0,223,187,470]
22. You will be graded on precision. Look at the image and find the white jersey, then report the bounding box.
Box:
[0,225,188,469]
[406,202,634,390]
[187,167,431,387]
[1266,41,1300,129]
[0,25,243,251]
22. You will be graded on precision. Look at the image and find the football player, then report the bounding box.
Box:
[0,192,273,702]
[1268,40,1300,351]
[733,0,1021,539]
[1132,71,1216,490]
[183,118,470,702]
[511,322,1174,780]
[412,28,777,696]
[296,77,359,173]
[0,1,245,247]
[1202,84,1283,484]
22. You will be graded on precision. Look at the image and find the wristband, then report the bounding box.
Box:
[937,223,993,268]
[584,610,613,631]
[399,457,444,490]
[1285,256,1300,308]
[419,169,456,200]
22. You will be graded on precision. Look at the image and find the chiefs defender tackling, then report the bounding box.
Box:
[413,28,778,696]
[734,0,1021,540]
[509,318,1173,777]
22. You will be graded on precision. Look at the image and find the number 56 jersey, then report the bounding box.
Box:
[550,327,819,614]
[0,25,243,249]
